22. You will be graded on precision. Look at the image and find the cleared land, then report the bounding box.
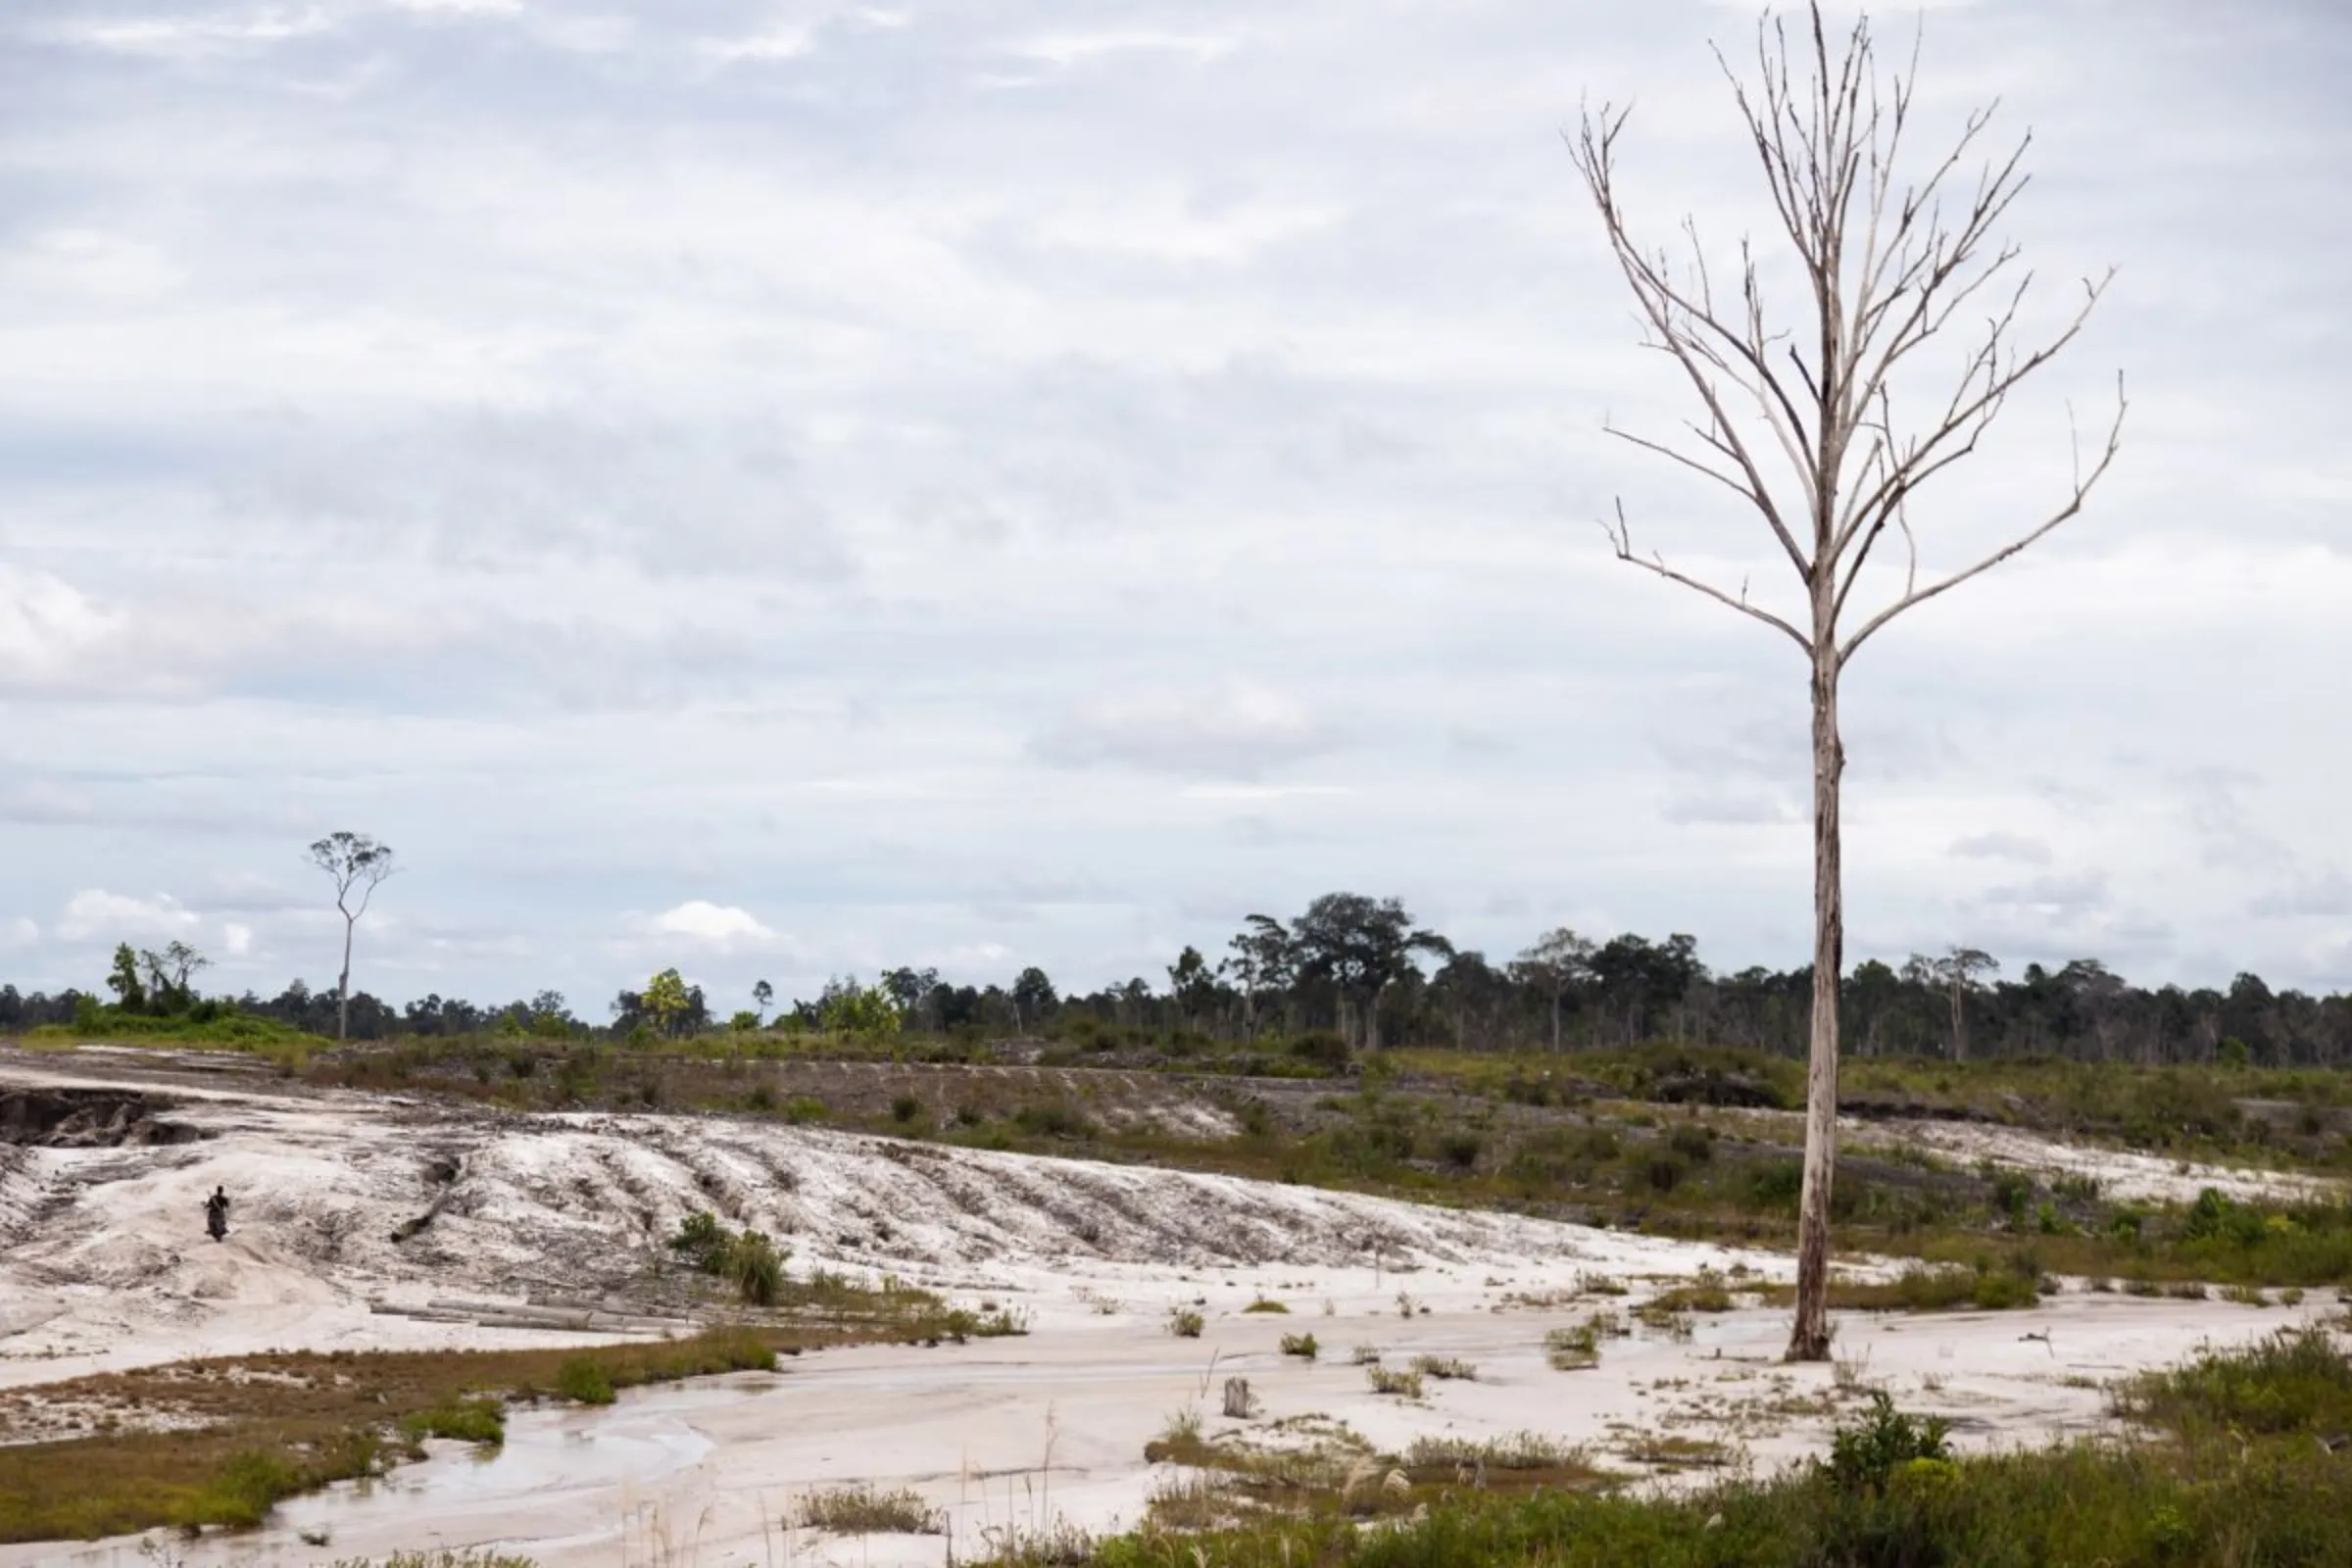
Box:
[0,1042,2346,1565]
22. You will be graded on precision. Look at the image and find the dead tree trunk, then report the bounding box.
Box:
[1569,3,2123,1360]
[1792,640,1844,1358]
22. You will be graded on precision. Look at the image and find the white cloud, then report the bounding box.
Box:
[0,918,38,950]
[700,27,816,63]
[1014,31,1238,68]
[0,568,130,693]
[57,890,203,944]
[222,922,255,956]
[1180,783,1352,802]
[58,7,330,57]
[384,0,522,14]
[632,902,799,957]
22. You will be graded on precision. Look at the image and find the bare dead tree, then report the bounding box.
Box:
[1566,3,2124,1359]
[309,831,397,1043]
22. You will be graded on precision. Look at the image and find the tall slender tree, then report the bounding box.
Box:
[1513,927,1597,1052]
[309,831,397,1044]
[1568,4,2124,1358]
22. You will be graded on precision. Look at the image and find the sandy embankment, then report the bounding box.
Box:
[0,1052,2337,1568]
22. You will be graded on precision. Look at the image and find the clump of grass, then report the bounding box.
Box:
[794,1482,945,1536]
[1012,1102,1096,1139]
[1350,1344,1384,1366]
[1646,1267,1735,1315]
[1410,1354,1478,1381]
[1811,1262,2042,1313]
[1401,1432,1586,1471]
[1243,1297,1291,1314]
[934,1303,1033,1341]
[1280,1333,1320,1359]
[1578,1271,1629,1297]
[397,1397,505,1450]
[1544,1324,1599,1371]
[1640,1307,1696,1343]
[2117,1325,2352,1437]
[1167,1307,1205,1339]
[553,1355,616,1406]
[1545,1309,1626,1371]
[1623,1433,1733,1470]
[724,1230,786,1306]
[1367,1365,1425,1398]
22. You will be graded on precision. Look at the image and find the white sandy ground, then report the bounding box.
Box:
[1840,1117,2343,1206]
[0,1052,2341,1567]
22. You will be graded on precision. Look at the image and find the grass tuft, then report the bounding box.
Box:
[793,1482,945,1536]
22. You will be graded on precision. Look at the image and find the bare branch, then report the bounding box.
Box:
[1603,420,1766,509]
[1564,109,1815,580]
[1840,371,2127,662]
[1835,264,2114,562]
[1604,500,1810,653]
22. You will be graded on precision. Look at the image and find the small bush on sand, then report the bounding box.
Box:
[1411,1355,1477,1381]
[1544,1324,1599,1371]
[794,1482,945,1536]
[1280,1333,1320,1359]
[1168,1307,1205,1339]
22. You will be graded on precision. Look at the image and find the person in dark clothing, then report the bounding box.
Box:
[204,1185,230,1242]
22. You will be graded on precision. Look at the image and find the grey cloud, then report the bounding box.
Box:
[1030,678,1343,778]
[1975,871,2112,918]
[1660,789,1799,826]
[227,410,853,582]
[2249,868,2352,921]
[2179,767,2293,873]
[1949,832,2054,865]
[1447,724,1518,758]
[1652,717,1804,783]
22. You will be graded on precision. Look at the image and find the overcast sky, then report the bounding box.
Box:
[3,0,2347,1014]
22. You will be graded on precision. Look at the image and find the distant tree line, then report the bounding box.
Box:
[5,890,2349,1066]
